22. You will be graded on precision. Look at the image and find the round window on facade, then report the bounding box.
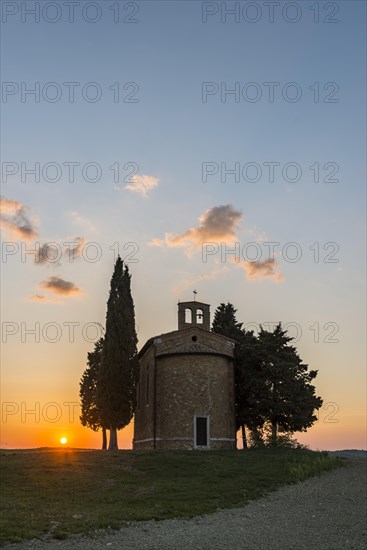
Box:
[192,335,198,342]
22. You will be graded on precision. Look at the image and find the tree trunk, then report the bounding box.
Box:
[271,420,277,446]
[108,426,118,450]
[241,424,248,450]
[270,382,277,446]
[102,426,107,450]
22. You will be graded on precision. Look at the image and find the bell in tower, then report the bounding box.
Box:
[177,299,210,331]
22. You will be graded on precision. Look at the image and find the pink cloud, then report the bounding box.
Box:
[124,174,159,197]
[27,294,62,304]
[0,196,38,240]
[157,205,242,254]
[39,276,81,296]
[231,258,283,282]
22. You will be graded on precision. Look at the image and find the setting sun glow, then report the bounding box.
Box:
[60,437,68,445]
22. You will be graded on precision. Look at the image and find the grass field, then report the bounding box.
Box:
[0,448,343,545]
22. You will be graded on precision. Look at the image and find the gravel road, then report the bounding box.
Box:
[7,458,367,550]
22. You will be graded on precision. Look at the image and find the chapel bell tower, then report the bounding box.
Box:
[178,300,211,331]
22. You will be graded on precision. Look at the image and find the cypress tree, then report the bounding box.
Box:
[97,257,139,450]
[79,337,108,449]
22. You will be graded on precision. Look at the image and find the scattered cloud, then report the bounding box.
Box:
[148,238,165,248]
[28,294,47,302]
[161,204,242,254]
[63,236,85,261]
[39,276,81,296]
[152,204,283,282]
[0,196,38,240]
[231,258,283,282]
[33,237,86,265]
[27,294,62,304]
[124,174,159,197]
[35,243,59,265]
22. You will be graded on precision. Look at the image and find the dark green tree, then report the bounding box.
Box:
[212,303,265,449]
[211,302,244,341]
[79,337,108,449]
[235,331,268,448]
[97,257,139,450]
[212,305,323,449]
[258,324,323,446]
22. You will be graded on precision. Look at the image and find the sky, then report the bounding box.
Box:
[1,0,366,451]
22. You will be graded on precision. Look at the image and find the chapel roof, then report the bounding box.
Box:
[156,340,231,357]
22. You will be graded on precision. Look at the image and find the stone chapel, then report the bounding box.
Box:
[133,300,236,450]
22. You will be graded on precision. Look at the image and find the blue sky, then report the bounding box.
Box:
[1,0,366,449]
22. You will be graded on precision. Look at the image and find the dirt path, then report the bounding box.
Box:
[8,460,367,550]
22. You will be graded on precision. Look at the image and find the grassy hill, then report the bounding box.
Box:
[0,448,343,544]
